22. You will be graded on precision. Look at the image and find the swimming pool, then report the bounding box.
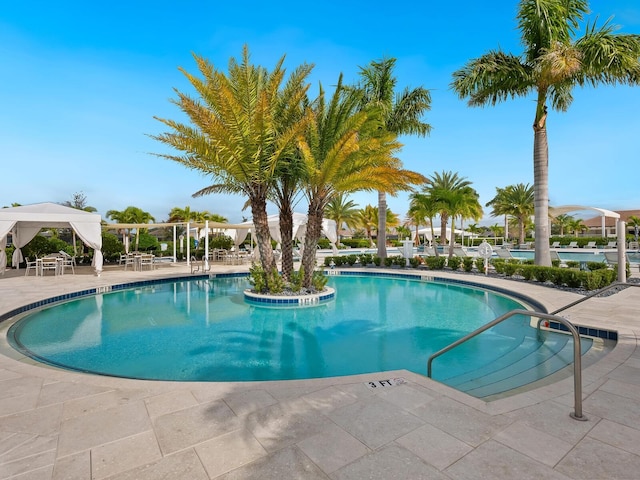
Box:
[7,274,587,388]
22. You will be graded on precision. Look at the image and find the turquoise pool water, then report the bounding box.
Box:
[8,275,577,382]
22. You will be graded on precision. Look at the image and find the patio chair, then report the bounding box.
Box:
[139,254,155,271]
[629,241,639,251]
[120,254,135,271]
[24,257,38,276]
[606,241,617,249]
[40,257,59,276]
[550,241,561,248]
[59,251,75,274]
[584,241,597,249]
[567,241,578,248]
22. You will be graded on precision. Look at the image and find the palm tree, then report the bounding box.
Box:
[552,213,574,237]
[408,192,440,250]
[568,218,587,236]
[628,215,640,242]
[152,46,313,274]
[352,57,432,259]
[486,183,535,246]
[325,194,359,243]
[451,0,640,266]
[356,205,379,247]
[296,75,425,286]
[431,185,482,258]
[423,171,472,248]
[106,206,155,251]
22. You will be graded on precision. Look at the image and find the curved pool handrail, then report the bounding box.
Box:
[427,309,587,421]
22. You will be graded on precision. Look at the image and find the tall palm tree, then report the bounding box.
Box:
[297,75,425,287]
[452,0,640,266]
[552,213,574,237]
[324,194,359,243]
[486,183,535,245]
[356,205,379,247]
[568,217,587,236]
[106,206,155,251]
[408,191,440,251]
[352,57,431,259]
[431,185,482,258]
[423,171,472,248]
[152,46,313,274]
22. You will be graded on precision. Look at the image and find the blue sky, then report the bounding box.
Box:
[1,1,639,226]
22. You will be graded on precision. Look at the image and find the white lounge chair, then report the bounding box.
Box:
[495,249,517,260]
[584,241,597,249]
[452,247,468,257]
[549,250,566,267]
[567,241,578,248]
[606,241,617,249]
[550,241,561,248]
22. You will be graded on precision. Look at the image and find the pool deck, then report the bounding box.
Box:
[1,263,640,479]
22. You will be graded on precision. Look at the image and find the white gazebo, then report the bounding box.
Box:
[0,203,103,274]
[549,205,621,237]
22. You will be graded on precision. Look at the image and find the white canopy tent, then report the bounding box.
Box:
[416,227,477,244]
[230,213,339,255]
[549,205,620,238]
[0,203,103,275]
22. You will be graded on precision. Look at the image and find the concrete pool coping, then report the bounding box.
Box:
[1,263,640,479]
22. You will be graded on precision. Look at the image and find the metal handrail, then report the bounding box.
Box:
[550,282,640,316]
[427,309,587,421]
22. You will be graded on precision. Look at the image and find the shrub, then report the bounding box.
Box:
[533,266,551,283]
[393,256,406,266]
[359,253,373,265]
[476,257,487,272]
[424,256,447,270]
[520,265,535,281]
[209,234,234,250]
[312,270,328,291]
[265,267,285,293]
[373,255,381,266]
[289,266,304,292]
[248,263,267,293]
[383,257,394,267]
[345,254,358,266]
[324,256,334,267]
[586,261,607,271]
[463,257,475,272]
[447,256,462,271]
[503,262,520,277]
[409,257,422,268]
[102,231,125,262]
[566,261,580,269]
[317,238,331,249]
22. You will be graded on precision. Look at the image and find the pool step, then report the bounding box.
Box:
[440,331,606,399]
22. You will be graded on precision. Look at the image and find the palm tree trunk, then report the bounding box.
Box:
[377,191,387,259]
[250,196,276,273]
[279,205,294,282]
[449,218,455,259]
[302,200,323,288]
[533,110,551,266]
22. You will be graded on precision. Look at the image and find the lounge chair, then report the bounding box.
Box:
[495,249,517,260]
[550,241,561,248]
[629,241,639,251]
[606,241,617,249]
[549,250,566,267]
[567,241,578,248]
[452,247,468,257]
[584,241,597,249]
[604,251,624,267]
